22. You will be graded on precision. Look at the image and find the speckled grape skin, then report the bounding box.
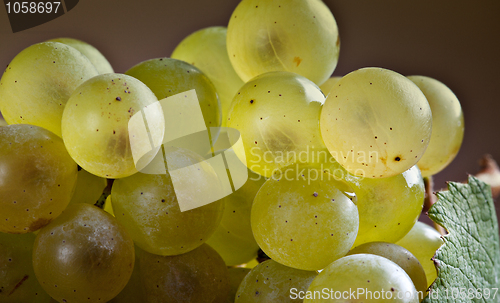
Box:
[0,42,98,137]
[0,125,77,234]
[111,148,224,256]
[320,67,432,178]
[345,165,425,247]
[305,254,419,303]
[206,168,265,266]
[126,58,221,132]
[227,0,339,85]
[0,232,52,302]
[251,165,359,271]
[61,73,164,179]
[348,242,427,295]
[227,268,251,303]
[171,27,244,127]
[408,75,464,177]
[396,222,444,288]
[227,71,327,178]
[32,203,135,303]
[319,76,341,98]
[140,244,229,303]
[46,38,114,74]
[235,260,317,303]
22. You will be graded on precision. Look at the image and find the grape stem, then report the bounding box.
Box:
[94,179,114,209]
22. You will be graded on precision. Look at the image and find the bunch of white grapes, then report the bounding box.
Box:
[0,0,463,302]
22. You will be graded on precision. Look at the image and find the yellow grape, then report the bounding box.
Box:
[69,169,106,205]
[0,42,98,137]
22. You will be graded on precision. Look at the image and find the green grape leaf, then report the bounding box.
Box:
[424,176,500,303]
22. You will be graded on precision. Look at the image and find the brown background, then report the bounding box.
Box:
[1,0,499,198]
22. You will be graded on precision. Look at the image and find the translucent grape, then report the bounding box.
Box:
[171,26,244,127]
[408,75,464,177]
[304,254,419,302]
[0,42,98,137]
[103,195,114,217]
[348,242,427,295]
[61,73,164,178]
[126,58,221,132]
[396,222,444,288]
[320,67,432,178]
[108,246,145,303]
[46,38,114,74]
[343,165,425,247]
[139,243,229,303]
[0,232,52,302]
[227,268,251,303]
[111,147,224,256]
[251,165,358,271]
[235,259,317,303]
[227,0,340,85]
[69,169,106,205]
[0,116,7,126]
[32,203,135,303]
[0,124,78,234]
[319,76,341,98]
[206,167,265,266]
[227,71,327,178]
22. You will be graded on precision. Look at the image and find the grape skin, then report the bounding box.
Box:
[0,124,78,234]
[320,67,432,178]
[61,73,164,179]
[227,71,327,178]
[227,268,251,303]
[32,203,135,303]
[0,42,98,137]
[171,27,244,127]
[305,254,419,303]
[408,75,464,177]
[235,259,317,303]
[319,76,342,98]
[396,222,444,288]
[69,169,107,205]
[0,232,52,302]
[227,0,340,85]
[348,242,427,295]
[46,38,114,74]
[251,165,359,271]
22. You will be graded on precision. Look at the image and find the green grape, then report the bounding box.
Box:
[111,147,224,256]
[125,58,221,133]
[0,115,7,126]
[236,259,317,303]
[227,71,327,178]
[320,67,432,178]
[139,243,229,303]
[0,42,98,137]
[46,38,114,74]
[319,76,341,98]
[61,73,164,178]
[108,245,145,303]
[69,169,106,205]
[251,165,358,271]
[227,0,339,85]
[0,232,52,302]
[408,76,464,177]
[396,222,444,288]
[103,195,114,217]
[348,242,427,295]
[245,259,259,269]
[343,165,425,247]
[32,203,135,303]
[206,167,265,266]
[304,254,419,302]
[171,26,244,127]
[227,268,251,303]
[0,124,77,234]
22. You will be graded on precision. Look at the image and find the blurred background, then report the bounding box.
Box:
[1,0,499,196]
